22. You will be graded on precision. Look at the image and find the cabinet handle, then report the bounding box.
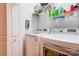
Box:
[35,39,37,41]
[13,39,16,43]
[76,50,79,52]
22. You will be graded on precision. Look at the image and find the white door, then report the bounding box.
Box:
[7,36,23,56]
[10,41,20,56]
[7,4,20,36]
[7,4,23,56]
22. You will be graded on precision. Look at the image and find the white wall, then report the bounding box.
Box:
[37,3,79,30]
[31,15,40,33]
[38,12,50,29]
[19,3,39,36]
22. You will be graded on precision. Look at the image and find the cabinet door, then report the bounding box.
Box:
[26,35,40,56]
[19,4,37,20]
[7,4,20,36]
[10,41,20,56]
[0,3,7,36]
[7,4,23,56]
[7,37,23,56]
[0,4,7,56]
[11,4,20,36]
[0,36,7,56]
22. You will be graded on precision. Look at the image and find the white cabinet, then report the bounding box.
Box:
[9,37,21,56]
[7,4,20,36]
[7,36,23,56]
[11,4,20,36]
[10,41,20,56]
[7,4,23,56]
